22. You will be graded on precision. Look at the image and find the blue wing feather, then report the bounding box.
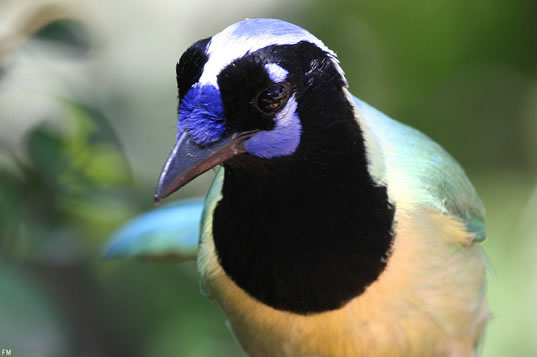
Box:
[103,198,204,261]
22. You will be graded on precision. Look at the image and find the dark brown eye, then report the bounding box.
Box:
[256,84,289,114]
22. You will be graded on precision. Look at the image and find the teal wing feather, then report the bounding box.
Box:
[353,96,486,242]
[197,167,225,298]
[200,167,225,236]
[103,198,204,261]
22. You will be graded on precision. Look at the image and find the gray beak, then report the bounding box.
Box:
[154,130,258,204]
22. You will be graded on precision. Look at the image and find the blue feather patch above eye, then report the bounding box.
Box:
[178,84,226,146]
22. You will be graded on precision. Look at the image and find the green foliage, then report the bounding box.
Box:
[0,101,133,262]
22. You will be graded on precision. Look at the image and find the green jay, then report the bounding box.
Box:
[105,18,488,357]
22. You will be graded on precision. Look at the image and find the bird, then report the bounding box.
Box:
[104,18,489,357]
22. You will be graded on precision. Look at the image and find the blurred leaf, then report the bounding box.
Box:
[84,145,131,185]
[63,101,132,186]
[26,124,68,188]
[65,101,126,150]
[1,95,134,263]
[63,101,98,161]
[32,19,91,55]
[59,193,136,245]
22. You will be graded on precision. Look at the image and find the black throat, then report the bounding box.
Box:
[212,98,395,315]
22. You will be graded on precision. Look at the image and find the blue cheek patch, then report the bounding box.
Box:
[245,96,302,158]
[177,84,226,146]
[264,63,288,83]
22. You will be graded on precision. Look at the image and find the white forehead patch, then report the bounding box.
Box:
[198,18,342,88]
[264,63,288,83]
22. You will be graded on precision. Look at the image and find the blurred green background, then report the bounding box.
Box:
[0,0,536,356]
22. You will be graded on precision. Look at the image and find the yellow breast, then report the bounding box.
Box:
[198,205,488,357]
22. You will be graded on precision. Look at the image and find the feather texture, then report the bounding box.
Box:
[199,19,340,88]
[197,95,488,356]
[103,198,203,261]
[352,94,486,243]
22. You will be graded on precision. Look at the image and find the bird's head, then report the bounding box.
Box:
[155,18,350,202]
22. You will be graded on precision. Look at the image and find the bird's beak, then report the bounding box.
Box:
[154,130,258,204]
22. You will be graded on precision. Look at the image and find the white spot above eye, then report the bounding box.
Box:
[264,63,288,83]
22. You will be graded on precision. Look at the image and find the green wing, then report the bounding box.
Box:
[353,96,486,242]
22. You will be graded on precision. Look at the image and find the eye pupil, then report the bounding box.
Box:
[257,84,288,113]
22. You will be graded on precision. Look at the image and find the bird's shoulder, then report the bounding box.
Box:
[200,167,225,234]
[351,95,486,243]
[197,167,225,291]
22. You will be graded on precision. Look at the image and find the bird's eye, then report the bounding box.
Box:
[256,84,289,114]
